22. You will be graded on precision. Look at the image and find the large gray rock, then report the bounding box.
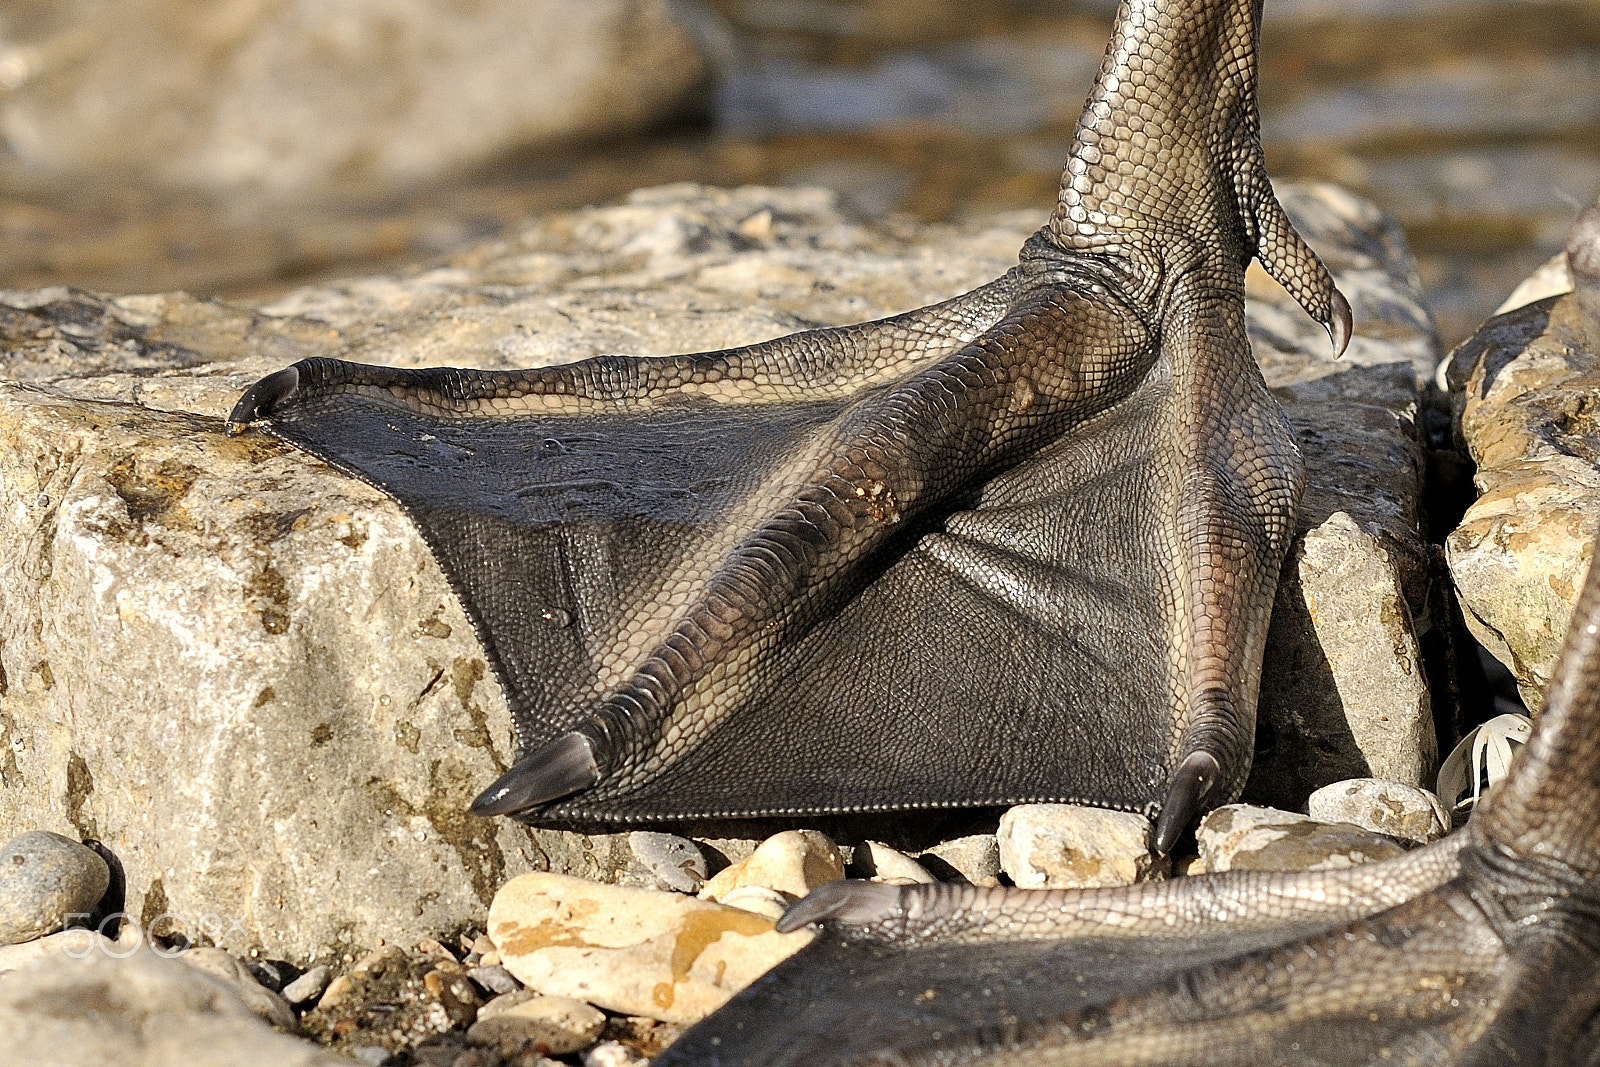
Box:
[0,948,348,1067]
[1445,202,1600,706]
[0,0,707,196]
[0,182,1437,958]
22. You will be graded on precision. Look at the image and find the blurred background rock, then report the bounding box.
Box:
[0,0,1595,346]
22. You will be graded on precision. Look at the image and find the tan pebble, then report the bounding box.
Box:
[316,974,354,1011]
[479,949,501,967]
[699,830,844,902]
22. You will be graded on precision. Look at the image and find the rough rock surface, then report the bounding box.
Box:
[617,833,708,895]
[467,993,607,1057]
[1195,804,1408,874]
[0,182,1436,956]
[917,833,1002,887]
[0,830,110,944]
[1445,203,1600,706]
[997,805,1164,889]
[0,948,348,1066]
[1305,778,1448,845]
[1243,183,1441,810]
[0,0,707,196]
[489,872,811,1026]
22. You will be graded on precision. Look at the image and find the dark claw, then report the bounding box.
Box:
[226,366,301,435]
[469,731,599,817]
[1328,289,1353,359]
[1153,750,1222,855]
[776,880,904,933]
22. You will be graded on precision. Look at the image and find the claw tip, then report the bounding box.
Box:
[1327,289,1352,359]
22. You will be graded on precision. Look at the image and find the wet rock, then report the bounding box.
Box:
[1305,778,1449,845]
[466,993,606,1056]
[177,946,297,1030]
[618,832,708,895]
[997,805,1165,889]
[1445,200,1600,706]
[699,830,846,904]
[0,183,1436,948]
[301,943,481,1058]
[1244,183,1441,810]
[0,948,348,1066]
[0,0,706,197]
[850,841,937,885]
[1196,804,1408,874]
[0,831,110,945]
[489,872,811,1025]
[918,834,1002,887]
[281,963,331,1006]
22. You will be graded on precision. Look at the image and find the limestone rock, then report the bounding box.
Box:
[0,948,348,1066]
[1445,201,1600,706]
[0,830,110,944]
[467,993,606,1056]
[1244,182,1441,811]
[177,946,297,1030]
[0,0,707,196]
[489,872,811,1025]
[699,830,846,904]
[1305,778,1449,845]
[997,805,1164,889]
[618,832,708,895]
[0,183,1437,950]
[851,841,937,885]
[1196,804,1408,874]
[918,834,1002,887]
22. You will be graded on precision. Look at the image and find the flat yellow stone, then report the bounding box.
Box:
[489,873,812,1025]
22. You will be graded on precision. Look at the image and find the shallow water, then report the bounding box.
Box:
[1,0,1596,347]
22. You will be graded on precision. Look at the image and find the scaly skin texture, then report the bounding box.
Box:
[656,202,1600,1067]
[229,0,1347,846]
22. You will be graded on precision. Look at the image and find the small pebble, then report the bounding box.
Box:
[585,1040,650,1067]
[700,830,844,902]
[281,963,332,1005]
[466,994,606,1056]
[315,973,355,1011]
[0,831,111,945]
[468,963,522,995]
[348,1046,392,1066]
[621,831,708,894]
